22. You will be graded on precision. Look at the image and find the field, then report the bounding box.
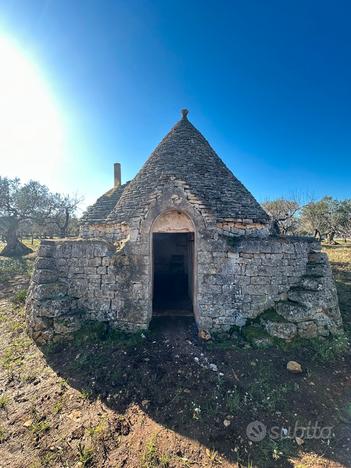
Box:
[0,242,350,467]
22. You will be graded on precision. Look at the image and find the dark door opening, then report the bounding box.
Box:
[152,233,194,316]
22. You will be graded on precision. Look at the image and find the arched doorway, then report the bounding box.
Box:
[151,211,195,317]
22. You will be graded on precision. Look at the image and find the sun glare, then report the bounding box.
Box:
[0,36,65,187]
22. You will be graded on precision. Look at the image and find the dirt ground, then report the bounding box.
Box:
[0,244,350,467]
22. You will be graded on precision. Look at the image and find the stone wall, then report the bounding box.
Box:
[79,222,129,242]
[197,236,342,339]
[216,220,271,237]
[26,230,342,344]
[26,239,150,344]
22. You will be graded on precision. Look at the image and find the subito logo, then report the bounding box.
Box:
[246,421,267,442]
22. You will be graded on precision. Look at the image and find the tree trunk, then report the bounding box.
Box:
[327,230,337,244]
[0,219,33,257]
[59,208,70,238]
[314,229,322,241]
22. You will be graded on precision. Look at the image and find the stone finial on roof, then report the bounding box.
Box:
[181,108,189,119]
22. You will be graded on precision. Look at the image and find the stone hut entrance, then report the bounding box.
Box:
[151,210,195,317]
[152,233,194,316]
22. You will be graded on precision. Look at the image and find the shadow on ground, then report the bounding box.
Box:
[43,316,351,467]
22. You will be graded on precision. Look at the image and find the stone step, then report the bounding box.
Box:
[275,300,312,322]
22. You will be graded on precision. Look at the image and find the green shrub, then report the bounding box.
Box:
[12,289,27,305]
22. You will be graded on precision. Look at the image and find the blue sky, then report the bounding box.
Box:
[1,0,350,209]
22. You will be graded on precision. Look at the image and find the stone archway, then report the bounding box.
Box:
[151,210,196,318]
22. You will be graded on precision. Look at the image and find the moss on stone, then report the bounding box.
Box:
[242,325,272,347]
[224,236,242,249]
[73,320,144,347]
[258,308,288,323]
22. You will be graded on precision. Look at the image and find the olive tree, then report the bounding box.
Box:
[262,198,301,235]
[0,177,55,256]
[48,193,81,238]
[301,197,351,243]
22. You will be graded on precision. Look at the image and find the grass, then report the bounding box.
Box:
[0,238,41,253]
[309,334,349,362]
[0,256,33,282]
[247,362,294,411]
[0,238,39,283]
[0,334,32,371]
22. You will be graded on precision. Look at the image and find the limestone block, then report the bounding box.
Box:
[96,266,107,275]
[32,269,58,284]
[35,298,71,318]
[36,257,56,270]
[298,321,318,338]
[299,277,323,291]
[275,301,311,322]
[32,283,67,301]
[38,244,55,257]
[88,257,102,267]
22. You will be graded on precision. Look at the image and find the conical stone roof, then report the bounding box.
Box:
[107,110,269,224]
[81,183,129,225]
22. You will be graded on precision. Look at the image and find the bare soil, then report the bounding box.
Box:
[0,245,350,467]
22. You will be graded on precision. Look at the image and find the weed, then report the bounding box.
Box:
[0,394,9,409]
[52,399,63,415]
[80,389,93,400]
[21,372,36,384]
[226,387,240,413]
[142,434,158,467]
[0,425,7,442]
[141,433,170,468]
[159,453,171,468]
[87,419,108,439]
[78,443,94,467]
[30,420,50,436]
[191,402,202,420]
[206,448,220,463]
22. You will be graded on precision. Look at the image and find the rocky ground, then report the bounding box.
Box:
[0,243,350,467]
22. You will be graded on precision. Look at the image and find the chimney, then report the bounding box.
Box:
[114,163,121,188]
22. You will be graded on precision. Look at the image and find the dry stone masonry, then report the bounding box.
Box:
[26,110,342,344]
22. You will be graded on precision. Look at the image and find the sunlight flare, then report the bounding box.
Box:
[0,36,65,185]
